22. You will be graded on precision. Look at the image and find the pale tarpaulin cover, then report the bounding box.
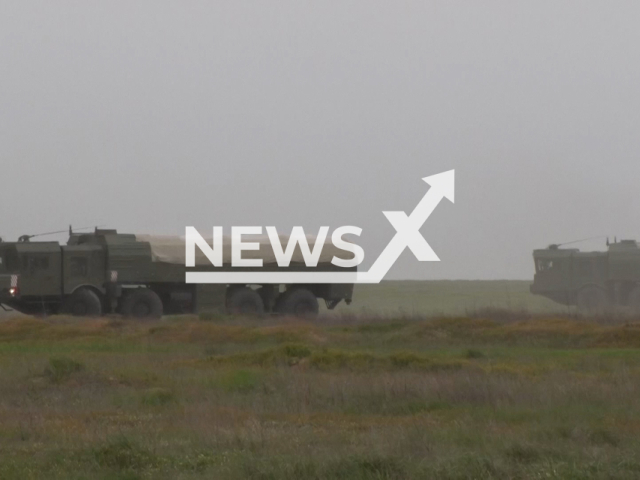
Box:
[135,234,346,266]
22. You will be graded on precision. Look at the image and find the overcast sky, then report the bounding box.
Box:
[1,2,639,280]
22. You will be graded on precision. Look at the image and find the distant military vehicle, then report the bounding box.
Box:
[0,228,354,318]
[531,239,640,313]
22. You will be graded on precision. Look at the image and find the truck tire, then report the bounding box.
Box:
[276,288,319,317]
[576,286,610,315]
[226,287,265,316]
[628,286,640,314]
[63,289,103,317]
[121,289,163,319]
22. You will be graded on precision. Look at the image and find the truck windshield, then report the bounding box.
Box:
[536,258,564,273]
[0,247,19,273]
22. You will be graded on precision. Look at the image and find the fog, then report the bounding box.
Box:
[2,2,639,279]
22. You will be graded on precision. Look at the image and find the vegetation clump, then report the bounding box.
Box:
[44,356,85,383]
[94,437,157,471]
[140,387,176,406]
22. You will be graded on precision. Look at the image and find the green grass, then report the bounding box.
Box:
[1,312,640,478]
[333,280,562,316]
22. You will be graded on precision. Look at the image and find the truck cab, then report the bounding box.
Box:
[0,237,106,315]
[531,241,639,312]
[531,246,577,305]
[0,241,62,314]
[0,244,18,302]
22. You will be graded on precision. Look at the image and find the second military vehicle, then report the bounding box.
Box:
[531,239,640,313]
[0,228,355,318]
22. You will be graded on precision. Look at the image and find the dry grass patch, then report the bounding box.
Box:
[2,312,640,478]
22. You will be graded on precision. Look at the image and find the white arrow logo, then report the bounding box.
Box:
[186,170,455,284]
[358,169,455,283]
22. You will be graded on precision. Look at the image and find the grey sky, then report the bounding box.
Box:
[1,2,639,280]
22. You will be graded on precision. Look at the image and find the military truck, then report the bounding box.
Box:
[0,228,355,318]
[531,239,640,313]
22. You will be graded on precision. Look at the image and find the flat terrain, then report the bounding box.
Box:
[2,310,640,479]
[334,280,561,316]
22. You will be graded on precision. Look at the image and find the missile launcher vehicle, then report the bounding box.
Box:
[531,239,640,313]
[0,228,354,318]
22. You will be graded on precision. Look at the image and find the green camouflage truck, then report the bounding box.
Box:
[530,239,640,313]
[0,229,354,318]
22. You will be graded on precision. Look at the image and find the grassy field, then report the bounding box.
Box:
[334,280,562,316]
[2,309,640,479]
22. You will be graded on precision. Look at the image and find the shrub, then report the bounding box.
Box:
[218,369,262,394]
[44,356,85,383]
[281,344,312,359]
[140,388,176,406]
[465,349,486,359]
[94,437,156,470]
[504,443,542,464]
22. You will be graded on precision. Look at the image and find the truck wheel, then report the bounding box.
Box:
[276,288,319,317]
[628,286,640,314]
[576,286,610,314]
[121,289,163,319]
[63,289,103,317]
[226,287,265,316]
